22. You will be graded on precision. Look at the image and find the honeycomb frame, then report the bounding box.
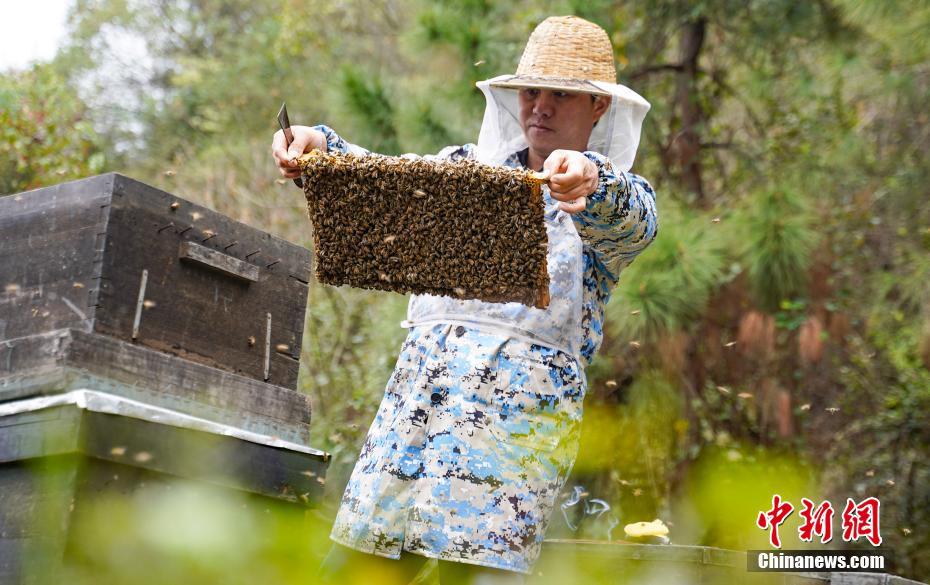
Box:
[297,150,550,308]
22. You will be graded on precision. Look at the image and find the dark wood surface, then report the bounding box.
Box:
[0,405,327,502]
[536,541,925,584]
[0,173,311,389]
[0,401,327,584]
[0,175,113,341]
[0,329,313,445]
[0,456,81,585]
[178,241,260,282]
[537,540,818,584]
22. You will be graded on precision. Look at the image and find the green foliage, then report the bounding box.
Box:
[338,66,401,155]
[413,0,510,99]
[673,445,818,550]
[773,298,809,331]
[607,202,727,341]
[0,64,106,194]
[825,331,930,578]
[395,98,461,155]
[570,370,686,527]
[736,186,818,312]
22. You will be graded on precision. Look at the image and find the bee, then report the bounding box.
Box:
[296,150,549,307]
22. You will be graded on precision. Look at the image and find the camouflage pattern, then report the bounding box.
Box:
[329,322,585,574]
[315,125,658,574]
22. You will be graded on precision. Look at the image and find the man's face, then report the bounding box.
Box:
[518,88,609,158]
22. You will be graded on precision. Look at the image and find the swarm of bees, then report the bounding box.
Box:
[296,150,550,308]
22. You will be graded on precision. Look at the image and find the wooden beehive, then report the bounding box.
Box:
[0,390,330,584]
[0,173,319,443]
[0,175,331,584]
[0,173,310,389]
[298,151,551,308]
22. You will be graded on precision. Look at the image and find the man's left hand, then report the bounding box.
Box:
[542,150,599,214]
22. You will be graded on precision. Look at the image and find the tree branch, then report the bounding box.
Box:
[627,63,686,80]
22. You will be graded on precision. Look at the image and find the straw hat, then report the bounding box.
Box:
[490,16,616,97]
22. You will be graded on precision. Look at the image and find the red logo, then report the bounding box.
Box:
[757,496,881,548]
[841,497,882,546]
[756,494,794,549]
[798,498,834,544]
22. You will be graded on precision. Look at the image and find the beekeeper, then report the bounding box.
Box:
[272,15,658,585]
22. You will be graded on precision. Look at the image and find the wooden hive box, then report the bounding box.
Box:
[0,173,318,444]
[0,173,310,389]
[0,391,330,584]
[0,175,332,584]
[0,174,320,445]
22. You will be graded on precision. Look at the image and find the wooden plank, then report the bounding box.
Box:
[0,457,81,537]
[62,460,325,582]
[0,329,313,445]
[0,537,67,585]
[0,404,327,503]
[81,410,327,503]
[0,406,82,464]
[178,241,260,282]
[0,537,25,584]
[66,330,312,440]
[95,226,304,385]
[111,175,310,280]
[0,174,113,228]
[0,328,72,381]
[832,574,926,585]
[536,541,831,585]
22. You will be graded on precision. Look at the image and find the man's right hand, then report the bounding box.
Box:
[272,125,327,179]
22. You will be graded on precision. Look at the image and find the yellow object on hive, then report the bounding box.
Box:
[623,519,670,538]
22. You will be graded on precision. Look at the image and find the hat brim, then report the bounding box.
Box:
[488,75,610,97]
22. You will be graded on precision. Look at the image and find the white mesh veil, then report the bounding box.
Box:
[474,75,651,172]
